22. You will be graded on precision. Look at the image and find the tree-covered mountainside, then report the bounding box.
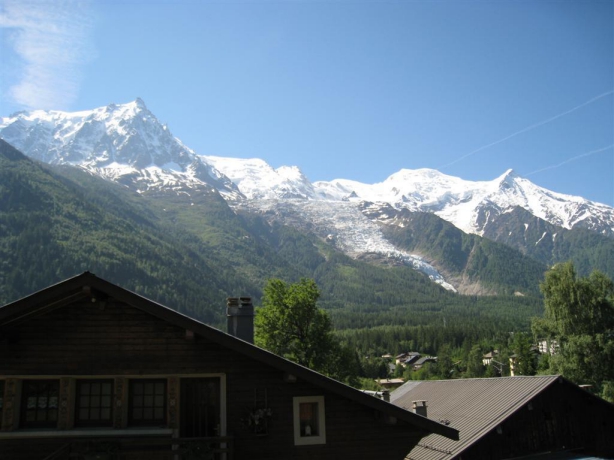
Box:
[1,139,543,353]
[381,210,548,296]
[0,140,239,323]
[483,206,614,279]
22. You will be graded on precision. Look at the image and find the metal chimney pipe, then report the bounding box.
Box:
[226,297,254,343]
[412,400,428,418]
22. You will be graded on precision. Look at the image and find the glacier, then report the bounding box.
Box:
[3,99,614,292]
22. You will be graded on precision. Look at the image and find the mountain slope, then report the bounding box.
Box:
[2,99,613,288]
[0,138,246,321]
[376,209,546,296]
[1,138,545,337]
[481,206,614,277]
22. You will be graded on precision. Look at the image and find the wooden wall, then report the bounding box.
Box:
[0,296,426,460]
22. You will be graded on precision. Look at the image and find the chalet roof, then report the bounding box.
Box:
[397,352,420,359]
[0,271,458,441]
[376,378,405,385]
[413,356,436,366]
[390,376,571,459]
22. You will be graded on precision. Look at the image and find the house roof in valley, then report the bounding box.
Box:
[377,378,405,385]
[390,375,601,460]
[413,357,436,366]
[0,271,459,441]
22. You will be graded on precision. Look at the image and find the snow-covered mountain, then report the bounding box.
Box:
[204,155,614,238]
[203,155,315,200]
[2,99,613,292]
[314,167,614,237]
[0,99,240,198]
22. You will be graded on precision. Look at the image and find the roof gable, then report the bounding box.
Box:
[390,376,613,459]
[0,272,458,440]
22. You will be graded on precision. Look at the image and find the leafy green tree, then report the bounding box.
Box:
[435,344,454,379]
[532,262,614,401]
[484,363,499,378]
[360,357,389,379]
[510,332,537,376]
[465,344,485,378]
[255,278,357,384]
[322,344,361,387]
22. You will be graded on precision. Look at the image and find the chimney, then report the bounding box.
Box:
[412,400,428,418]
[226,297,254,343]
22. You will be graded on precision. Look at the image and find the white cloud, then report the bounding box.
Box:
[0,0,95,110]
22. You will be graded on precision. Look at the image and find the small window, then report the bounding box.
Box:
[293,396,326,445]
[75,380,114,427]
[21,380,60,428]
[129,379,167,426]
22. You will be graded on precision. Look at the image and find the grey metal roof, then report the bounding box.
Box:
[413,356,437,366]
[390,375,561,460]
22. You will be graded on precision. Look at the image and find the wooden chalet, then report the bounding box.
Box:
[391,376,614,459]
[0,272,458,460]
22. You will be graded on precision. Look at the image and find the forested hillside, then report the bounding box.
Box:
[0,140,240,322]
[482,206,614,278]
[381,210,547,295]
[1,139,544,359]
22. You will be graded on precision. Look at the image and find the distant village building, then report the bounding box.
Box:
[376,378,405,391]
[538,339,559,355]
[395,352,422,367]
[482,350,499,366]
[412,357,437,372]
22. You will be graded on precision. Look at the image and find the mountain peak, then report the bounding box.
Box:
[496,168,519,187]
[134,97,147,109]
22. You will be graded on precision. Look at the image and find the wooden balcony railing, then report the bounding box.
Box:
[41,436,235,460]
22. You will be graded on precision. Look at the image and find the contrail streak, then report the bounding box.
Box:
[524,145,614,177]
[438,90,614,170]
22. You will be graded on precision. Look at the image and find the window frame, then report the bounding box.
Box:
[128,379,167,427]
[20,379,60,429]
[74,379,114,427]
[293,395,326,446]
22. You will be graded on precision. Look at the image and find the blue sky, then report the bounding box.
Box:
[1,0,613,206]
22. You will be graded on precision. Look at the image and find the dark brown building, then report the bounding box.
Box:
[0,272,457,459]
[391,376,614,459]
